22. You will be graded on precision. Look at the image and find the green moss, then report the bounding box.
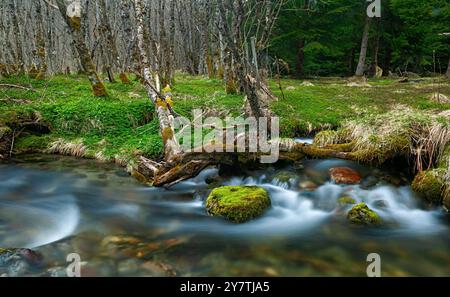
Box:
[338,196,356,205]
[13,134,53,153]
[206,186,271,223]
[347,203,382,225]
[273,171,297,183]
[412,169,445,203]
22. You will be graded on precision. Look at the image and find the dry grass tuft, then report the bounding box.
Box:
[46,138,86,158]
[316,105,450,171]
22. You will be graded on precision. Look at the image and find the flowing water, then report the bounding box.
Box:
[0,154,449,276]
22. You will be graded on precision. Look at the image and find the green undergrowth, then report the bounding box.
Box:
[1,74,449,167]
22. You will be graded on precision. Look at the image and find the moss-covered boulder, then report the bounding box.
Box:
[443,187,450,211]
[412,169,445,203]
[338,196,356,205]
[273,171,297,185]
[347,203,382,225]
[206,186,271,223]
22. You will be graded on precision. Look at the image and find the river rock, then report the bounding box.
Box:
[273,171,297,185]
[299,180,318,191]
[0,248,43,276]
[347,203,382,225]
[412,169,444,203]
[373,200,389,208]
[206,186,271,223]
[337,196,356,206]
[329,167,362,184]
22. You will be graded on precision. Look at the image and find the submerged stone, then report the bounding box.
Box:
[338,196,356,205]
[273,171,297,186]
[206,186,271,223]
[347,203,382,225]
[299,180,318,191]
[329,167,362,185]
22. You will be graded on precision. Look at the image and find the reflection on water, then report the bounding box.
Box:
[0,154,449,276]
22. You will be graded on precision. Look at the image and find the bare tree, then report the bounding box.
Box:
[54,0,107,96]
[446,56,450,79]
[355,15,372,77]
[217,0,283,119]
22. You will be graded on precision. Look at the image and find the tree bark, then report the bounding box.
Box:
[446,56,450,79]
[295,39,305,78]
[9,0,25,73]
[355,16,371,77]
[134,0,181,162]
[55,0,107,97]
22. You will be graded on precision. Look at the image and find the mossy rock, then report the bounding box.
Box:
[443,187,450,211]
[0,126,13,156]
[347,203,382,225]
[412,169,445,203]
[338,196,356,205]
[273,171,297,184]
[206,186,271,223]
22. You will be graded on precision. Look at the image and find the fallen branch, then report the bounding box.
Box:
[0,84,36,92]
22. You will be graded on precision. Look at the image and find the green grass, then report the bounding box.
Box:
[1,73,449,164]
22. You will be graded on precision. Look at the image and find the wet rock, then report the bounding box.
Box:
[444,188,450,212]
[373,200,389,208]
[347,203,382,225]
[141,260,177,277]
[337,196,356,206]
[273,171,297,185]
[329,167,362,185]
[101,235,144,259]
[117,258,140,275]
[382,174,402,186]
[412,169,445,203]
[45,266,68,277]
[299,180,318,191]
[0,248,43,276]
[206,186,271,223]
[360,176,379,189]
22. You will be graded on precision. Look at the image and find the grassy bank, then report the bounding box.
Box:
[0,74,450,163]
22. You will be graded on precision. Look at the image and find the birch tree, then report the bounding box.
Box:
[54,0,107,96]
[355,15,372,77]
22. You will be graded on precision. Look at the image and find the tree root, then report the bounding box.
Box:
[136,139,361,188]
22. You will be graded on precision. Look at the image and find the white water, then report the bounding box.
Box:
[0,195,80,248]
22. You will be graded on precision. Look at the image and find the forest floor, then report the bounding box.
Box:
[1,73,449,166]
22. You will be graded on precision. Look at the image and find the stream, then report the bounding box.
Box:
[0,153,449,276]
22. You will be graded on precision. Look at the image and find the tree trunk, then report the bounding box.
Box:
[9,0,24,73]
[383,46,392,76]
[355,16,371,77]
[446,56,450,79]
[134,0,181,162]
[348,47,356,76]
[295,39,305,78]
[55,0,107,97]
[369,20,380,77]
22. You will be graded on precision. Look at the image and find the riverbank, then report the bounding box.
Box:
[1,74,449,208]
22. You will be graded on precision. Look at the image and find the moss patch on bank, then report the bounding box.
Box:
[1,74,449,175]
